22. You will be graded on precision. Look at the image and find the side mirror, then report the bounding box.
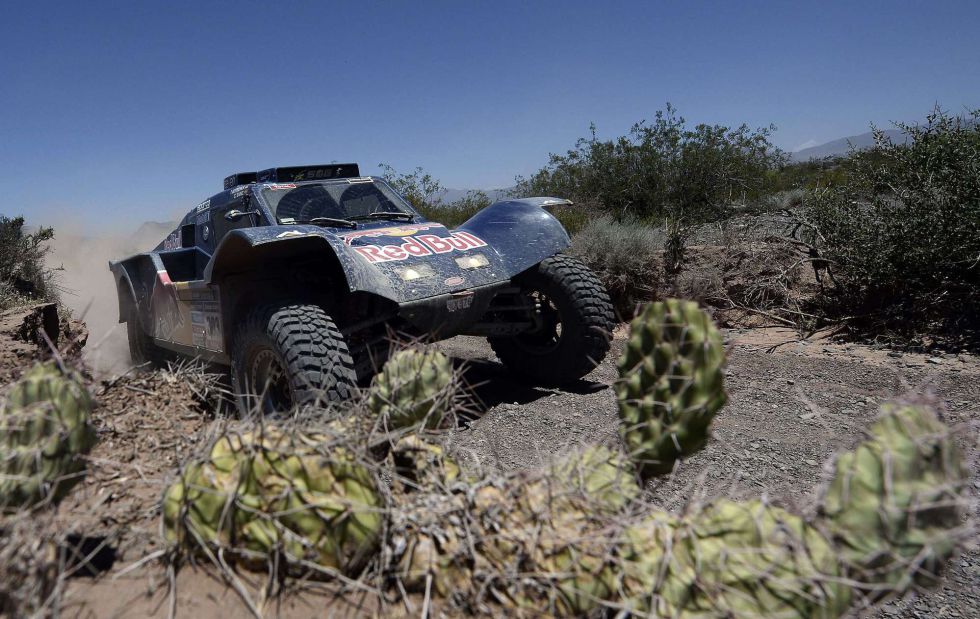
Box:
[224,209,249,222]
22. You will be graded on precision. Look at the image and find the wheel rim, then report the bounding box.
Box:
[248,349,292,412]
[515,289,563,354]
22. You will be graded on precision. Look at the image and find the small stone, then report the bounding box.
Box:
[800,412,816,420]
[805,459,818,466]
[750,442,760,450]
[888,351,902,358]
[927,357,942,364]
[786,379,795,385]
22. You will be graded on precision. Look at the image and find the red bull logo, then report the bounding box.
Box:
[351,231,488,264]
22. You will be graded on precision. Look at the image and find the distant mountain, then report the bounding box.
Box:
[128,221,176,254]
[790,128,907,161]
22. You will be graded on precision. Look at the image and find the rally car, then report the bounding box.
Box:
[109,164,615,412]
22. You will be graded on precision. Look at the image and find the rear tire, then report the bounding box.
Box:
[489,254,615,386]
[231,303,356,414]
[125,302,169,368]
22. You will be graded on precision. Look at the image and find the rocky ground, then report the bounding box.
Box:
[1,304,977,618]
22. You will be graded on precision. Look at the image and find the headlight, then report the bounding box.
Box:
[455,253,489,269]
[397,264,436,281]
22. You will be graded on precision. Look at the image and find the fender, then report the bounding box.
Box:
[108,253,163,324]
[457,197,572,277]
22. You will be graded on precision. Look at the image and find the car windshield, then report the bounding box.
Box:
[260,179,414,223]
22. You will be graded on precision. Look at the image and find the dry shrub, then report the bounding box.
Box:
[569,215,662,317]
[0,216,61,312]
[672,262,724,304]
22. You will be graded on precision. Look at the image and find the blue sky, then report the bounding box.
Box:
[2,0,978,232]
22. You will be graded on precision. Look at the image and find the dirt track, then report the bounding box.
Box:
[6,318,976,617]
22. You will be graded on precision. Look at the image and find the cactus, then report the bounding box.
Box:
[162,425,383,574]
[819,400,967,594]
[385,400,968,617]
[367,349,455,430]
[615,400,968,618]
[619,500,851,618]
[615,299,727,478]
[0,363,97,509]
[388,445,639,615]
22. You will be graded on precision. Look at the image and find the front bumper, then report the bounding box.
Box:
[397,281,508,338]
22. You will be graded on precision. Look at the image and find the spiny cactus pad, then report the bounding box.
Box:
[162,426,383,574]
[368,349,455,430]
[615,299,727,478]
[0,363,97,509]
[820,400,967,593]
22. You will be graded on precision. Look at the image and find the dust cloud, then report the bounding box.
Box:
[48,222,173,377]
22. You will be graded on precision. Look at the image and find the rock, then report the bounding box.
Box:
[927,357,942,364]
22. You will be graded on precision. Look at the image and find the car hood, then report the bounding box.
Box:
[336,222,510,299]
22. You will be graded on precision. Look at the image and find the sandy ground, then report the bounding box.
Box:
[2,311,977,618]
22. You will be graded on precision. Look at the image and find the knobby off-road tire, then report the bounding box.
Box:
[489,254,615,386]
[231,303,356,414]
[125,303,170,368]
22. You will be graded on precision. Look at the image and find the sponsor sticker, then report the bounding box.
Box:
[444,276,465,287]
[447,293,474,313]
[263,183,296,190]
[162,230,181,250]
[196,199,211,213]
[350,231,488,264]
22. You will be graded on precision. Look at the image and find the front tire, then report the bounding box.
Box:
[489,254,615,386]
[231,303,357,414]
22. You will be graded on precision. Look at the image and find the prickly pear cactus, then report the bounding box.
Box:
[368,349,455,430]
[819,400,967,593]
[615,299,727,478]
[162,425,383,574]
[0,363,97,509]
[619,500,851,618]
[549,444,640,511]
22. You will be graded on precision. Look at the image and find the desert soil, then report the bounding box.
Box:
[3,308,977,618]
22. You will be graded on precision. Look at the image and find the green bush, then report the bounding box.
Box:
[513,104,784,224]
[805,108,980,338]
[0,216,58,311]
